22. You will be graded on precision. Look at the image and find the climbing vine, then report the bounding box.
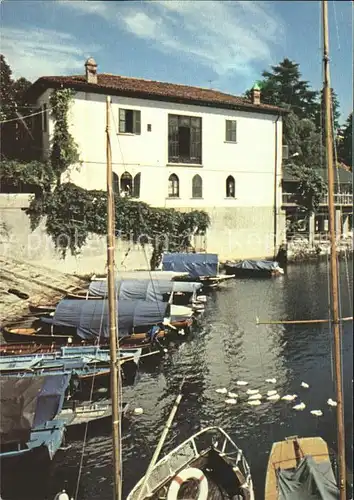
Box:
[49,89,80,184]
[27,183,210,268]
[0,160,55,196]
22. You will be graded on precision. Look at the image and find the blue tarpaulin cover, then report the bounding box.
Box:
[52,299,170,340]
[0,374,71,444]
[277,455,339,499]
[226,260,279,271]
[162,253,218,278]
[88,279,202,299]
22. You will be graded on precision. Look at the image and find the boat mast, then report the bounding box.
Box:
[106,95,122,500]
[322,1,346,497]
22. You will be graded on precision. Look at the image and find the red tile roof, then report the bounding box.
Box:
[28,73,288,115]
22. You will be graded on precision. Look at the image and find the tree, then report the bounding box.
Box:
[0,54,16,121]
[245,58,318,120]
[337,112,352,170]
[284,114,327,214]
[0,55,32,160]
[314,88,341,134]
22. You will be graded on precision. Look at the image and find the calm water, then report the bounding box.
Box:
[6,260,354,499]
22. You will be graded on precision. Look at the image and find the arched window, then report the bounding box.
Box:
[112,173,119,194]
[168,174,179,198]
[192,174,203,198]
[133,173,141,198]
[226,175,235,198]
[120,171,132,197]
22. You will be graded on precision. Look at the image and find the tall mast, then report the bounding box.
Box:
[106,95,122,500]
[322,1,346,497]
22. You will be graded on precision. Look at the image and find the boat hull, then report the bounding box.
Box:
[0,422,65,498]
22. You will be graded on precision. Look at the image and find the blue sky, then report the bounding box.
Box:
[1,0,352,122]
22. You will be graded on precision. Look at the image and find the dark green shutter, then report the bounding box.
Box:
[133,111,141,134]
[119,109,126,133]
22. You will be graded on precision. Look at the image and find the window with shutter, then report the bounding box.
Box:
[192,175,203,198]
[225,120,237,142]
[133,173,141,198]
[226,175,235,198]
[119,109,141,134]
[168,174,179,197]
[168,114,202,164]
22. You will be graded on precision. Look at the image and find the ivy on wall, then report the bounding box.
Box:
[49,88,80,184]
[27,183,210,268]
[2,87,210,267]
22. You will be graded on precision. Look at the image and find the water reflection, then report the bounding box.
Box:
[4,260,352,500]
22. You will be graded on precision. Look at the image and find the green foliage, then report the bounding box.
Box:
[291,164,327,214]
[27,183,210,267]
[0,54,16,121]
[314,88,341,133]
[337,112,352,169]
[284,115,327,215]
[0,55,33,161]
[49,89,80,183]
[0,160,55,195]
[245,58,319,120]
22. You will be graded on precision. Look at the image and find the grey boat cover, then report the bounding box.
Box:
[88,279,202,299]
[53,299,170,340]
[162,253,218,278]
[226,259,280,271]
[277,455,339,500]
[0,374,71,444]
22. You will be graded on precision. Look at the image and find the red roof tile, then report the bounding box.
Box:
[28,73,288,115]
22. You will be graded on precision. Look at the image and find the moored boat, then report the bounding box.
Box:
[224,259,284,277]
[162,252,234,289]
[128,426,255,500]
[265,436,339,499]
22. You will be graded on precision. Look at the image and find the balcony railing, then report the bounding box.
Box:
[282,193,353,206]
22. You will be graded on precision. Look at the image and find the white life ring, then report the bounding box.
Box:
[167,467,208,500]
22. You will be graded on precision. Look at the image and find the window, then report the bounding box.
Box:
[119,109,141,134]
[168,174,179,198]
[168,114,202,164]
[120,171,133,197]
[113,173,119,194]
[42,103,47,133]
[225,120,237,142]
[226,175,235,198]
[192,174,203,198]
[133,173,141,198]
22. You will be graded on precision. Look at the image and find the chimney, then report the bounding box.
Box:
[85,57,98,84]
[251,83,261,105]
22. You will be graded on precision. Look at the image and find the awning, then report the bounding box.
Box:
[52,299,170,340]
[88,279,202,299]
[162,253,218,278]
[0,374,71,444]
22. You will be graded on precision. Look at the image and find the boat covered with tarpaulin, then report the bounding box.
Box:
[42,299,171,339]
[162,253,219,279]
[0,374,71,495]
[265,436,339,500]
[224,259,284,277]
[87,278,202,301]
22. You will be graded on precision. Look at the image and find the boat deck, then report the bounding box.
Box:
[265,437,331,499]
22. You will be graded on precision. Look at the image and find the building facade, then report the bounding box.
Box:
[27,58,287,261]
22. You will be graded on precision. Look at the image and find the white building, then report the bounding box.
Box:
[28,58,287,261]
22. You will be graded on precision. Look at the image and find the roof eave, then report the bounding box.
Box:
[26,78,288,116]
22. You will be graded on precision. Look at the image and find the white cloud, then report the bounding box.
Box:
[58,0,285,78]
[1,27,99,81]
